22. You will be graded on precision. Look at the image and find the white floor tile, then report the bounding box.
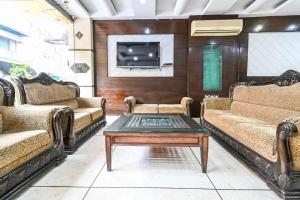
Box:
[34,136,106,187]
[219,190,282,200]
[93,146,214,189]
[16,187,88,200]
[85,188,221,200]
[191,139,268,190]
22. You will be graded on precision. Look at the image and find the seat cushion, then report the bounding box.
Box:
[235,123,277,162]
[74,108,103,121]
[204,109,277,162]
[204,109,267,137]
[158,104,186,114]
[133,104,158,113]
[0,130,52,176]
[74,112,92,132]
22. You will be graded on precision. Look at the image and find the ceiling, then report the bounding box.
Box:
[54,0,300,19]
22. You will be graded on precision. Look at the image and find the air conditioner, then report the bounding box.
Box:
[191,19,243,36]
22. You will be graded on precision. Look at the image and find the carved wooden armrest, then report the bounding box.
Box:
[180,97,193,117]
[124,96,136,113]
[275,117,300,188]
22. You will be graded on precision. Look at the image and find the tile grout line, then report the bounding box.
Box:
[81,145,117,200]
[189,147,224,200]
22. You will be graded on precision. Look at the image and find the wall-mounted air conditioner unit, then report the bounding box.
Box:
[191,19,243,36]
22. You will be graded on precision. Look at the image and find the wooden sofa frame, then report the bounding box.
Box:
[200,70,300,199]
[0,78,67,200]
[13,73,107,153]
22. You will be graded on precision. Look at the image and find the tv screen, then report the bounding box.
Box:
[117,42,160,68]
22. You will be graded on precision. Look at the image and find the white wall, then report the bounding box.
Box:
[247,32,300,76]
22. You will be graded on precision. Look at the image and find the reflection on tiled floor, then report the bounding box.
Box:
[15,116,282,200]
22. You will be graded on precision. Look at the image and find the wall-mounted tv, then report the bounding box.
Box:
[117,42,160,68]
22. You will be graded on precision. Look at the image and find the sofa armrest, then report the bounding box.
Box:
[203,98,231,110]
[77,97,106,109]
[275,117,300,187]
[124,96,136,113]
[180,97,193,117]
[200,98,231,122]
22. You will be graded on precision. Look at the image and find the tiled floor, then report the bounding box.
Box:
[15,116,281,200]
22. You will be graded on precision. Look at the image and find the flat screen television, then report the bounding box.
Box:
[117,42,160,68]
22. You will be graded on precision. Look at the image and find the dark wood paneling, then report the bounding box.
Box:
[238,16,300,82]
[94,20,188,115]
[187,15,239,117]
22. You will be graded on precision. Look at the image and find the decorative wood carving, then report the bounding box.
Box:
[0,78,15,106]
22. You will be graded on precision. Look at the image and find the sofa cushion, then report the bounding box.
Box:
[74,112,92,132]
[233,83,300,112]
[50,99,79,109]
[133,104,158,113]
[205,109,277,162]
[0,130,52,176]
[235,123,277,162]
[0,113,2,134]
[158,104,185,114]
[231,101,300,125]
[204,109,267,137]
[24,83,77,105]
[0,86,4,106]
[74,108,103,121]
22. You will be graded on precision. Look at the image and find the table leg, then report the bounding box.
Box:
[105,136,112,171]
[200,136,209,173]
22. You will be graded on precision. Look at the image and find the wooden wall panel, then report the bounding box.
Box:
[187,16,239,117]
[94,20,188,115]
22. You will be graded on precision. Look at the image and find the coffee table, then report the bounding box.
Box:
[103,113,209,173]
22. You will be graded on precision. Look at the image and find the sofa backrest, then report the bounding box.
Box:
[13,73,79,105]
[232,83,300,112]
[231,70,300,124]
[24,83,77,105]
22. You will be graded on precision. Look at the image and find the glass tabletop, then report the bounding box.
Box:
[105,113,208,134]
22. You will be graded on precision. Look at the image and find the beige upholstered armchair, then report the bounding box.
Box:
[13,73,106,153]
[0,78,66,199]
[124,96,193,116]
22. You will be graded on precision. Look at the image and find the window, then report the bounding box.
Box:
[203,45,222,91]
[0,36,9,51]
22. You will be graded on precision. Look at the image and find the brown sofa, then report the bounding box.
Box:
[0,78,66,199]
[124,96,193,116]
[201,70,300,199]
[13,73,106,153]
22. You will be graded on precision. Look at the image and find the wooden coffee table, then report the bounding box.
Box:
[103,113,209,173]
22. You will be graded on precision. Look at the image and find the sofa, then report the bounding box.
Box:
[0,78,66,199]
[200,70,300,199]
[124,96,193,116]
[13,73,107,153]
